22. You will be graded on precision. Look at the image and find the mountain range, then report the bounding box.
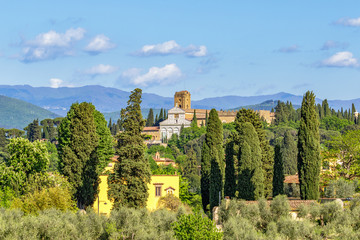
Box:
[0,85,360,129]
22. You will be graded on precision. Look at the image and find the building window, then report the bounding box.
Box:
[155,186,162,197]
[174,114,179,119]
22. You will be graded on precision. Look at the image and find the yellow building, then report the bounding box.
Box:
[93,157,179,215]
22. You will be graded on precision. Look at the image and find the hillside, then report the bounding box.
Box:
[231,100,301,111]
[0,95,60,129]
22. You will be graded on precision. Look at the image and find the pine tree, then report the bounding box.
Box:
[322,99,331,117]
[235,109,273,197]
[281,130,297,175]
[42,120,49,139]
[272,144,284,197]
[191,110,198,128]
[201,109,224,212]
[297,91,321,200]
[58,102,99,209]
[108,88,151,209]
[237,122,264,200]
[146,108,154,127]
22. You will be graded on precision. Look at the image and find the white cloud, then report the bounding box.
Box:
[84,35,116,54]
[83,64,118,76]
[136,40,207,57]
[336,17,360,27]
[320,51,359,68]
[50,78,63,88]
[20,28,85,62]
[122,64,182,87]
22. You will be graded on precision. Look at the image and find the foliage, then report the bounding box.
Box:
[179,176,202,210]
[58,102,99,209]
[46,141,59,172]
[325,178,357,198]
[272,144,284,197]
[146,108,155,126]
[281,130,297,175]
[108,88,151,209]
[172,212,223,240]
[320,116,353,131]
[235,109,274,197]
[236,122,264,200]
[10,186,77,215]
[297,91,321,200]
[0,187,15,208]
[157,194,183,211]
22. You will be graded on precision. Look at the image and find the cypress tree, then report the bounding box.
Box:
[235,109,273,197]
[155,114,159,126]
[159,108,164,122]
[281,130,297,175]
[322,99,330,117]
[224,139,237,198]
[42,120,49,140]
[108,88,151,209]
[237,122,264,200]
[191,110,198,128]
[272,144,284,197]
[297,91,321,200]
[205,110,208,126]
[201,109,224,211]
[146,108,154,127]
[47,120,56,141]
[108,118,113,132]
[58,102,99,209]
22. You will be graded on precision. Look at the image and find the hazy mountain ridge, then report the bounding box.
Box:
[0,85,359,119]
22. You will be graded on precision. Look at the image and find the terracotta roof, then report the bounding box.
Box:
[284,174,299,184]
[143,126,160,131]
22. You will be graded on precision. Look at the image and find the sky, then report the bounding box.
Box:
[0,1,360,100]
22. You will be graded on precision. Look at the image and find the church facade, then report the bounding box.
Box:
[159,106,191,141]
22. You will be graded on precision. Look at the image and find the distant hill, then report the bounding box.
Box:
[231,100,301,111]
[102,108,164,122]
[0,95,60,129]
[0,85,359,117]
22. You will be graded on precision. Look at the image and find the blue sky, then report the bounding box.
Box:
[1,1,360,100]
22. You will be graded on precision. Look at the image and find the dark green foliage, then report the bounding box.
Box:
[184,148,200,193]
[25,119,42,142]
[281,130,297,175]
[235,109,273,197]
[40,119,57,141]
[322,99,331,118]
[237,122,264,200]
[0,128,8,162]
[146,108,155,126]
[108,88,151,209]
[272,144,284,197]
[224,140,236,198]
[58,102,99,209]
[297,91,321,200]
[201,109,224,211]
[320,116,353,131]
[325,178,357,198]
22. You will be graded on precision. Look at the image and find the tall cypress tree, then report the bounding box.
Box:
[58,102,99,209]
[146,108,154,127]
[297,91,321,200]
[191,110,198,128]
[281,130,297,175]
[237,122,264,200]
[201,109,224,211]
[205,110,208,126]
[235,109,273,197]
[108,88,151,209]
[224,139,237,198]
[272,144,284,197]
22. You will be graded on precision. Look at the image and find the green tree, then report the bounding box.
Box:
[322,99,331,118]
[108,88,151,209]
[184,148,200,193]
[191,110,198,128]
[58,102,99,209]
[281,130,297,175]
[146,108,155,127]
[297,91,321,200]
[25,119,42,142]
[201,109,224,211]
[235,109,273,197]
[237,122,264,200]
[224,140,237,198]
[272,144,284,197]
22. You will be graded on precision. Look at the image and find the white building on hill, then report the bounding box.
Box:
[160,106,191,141]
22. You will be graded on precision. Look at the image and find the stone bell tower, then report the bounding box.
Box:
[174,91,191,109]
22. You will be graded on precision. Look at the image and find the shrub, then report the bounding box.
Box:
[172,212,222,240]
